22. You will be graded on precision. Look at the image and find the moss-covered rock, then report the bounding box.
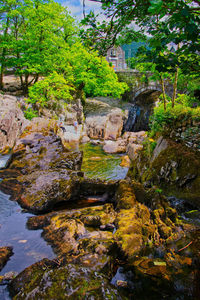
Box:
[115,180,136,209]
[0,246,13,271]
[130,138,200,207]
[27,204,116,268]
[114,181,184,260]
[9,259,123,300]
[0,123,83,212]
[17,170,79,213]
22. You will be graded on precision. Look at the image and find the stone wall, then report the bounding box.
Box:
[166,118,200,152]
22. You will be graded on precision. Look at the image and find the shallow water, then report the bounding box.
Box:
[80,143,128,180]
[0,145,127,276]
[0,155,55,298]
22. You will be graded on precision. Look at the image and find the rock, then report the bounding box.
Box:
[151,136,169,162]
[79,178,119,198]
[9,260,122,300]
[90,139,102,145]
[127,143,143,161]
[120,155,131,168]
[122,131,147,144]
[0,119,83,213]
[59,125,83,149]
[114,181,184,259]
[102,131,147,155]
[18,170,79,213]
[131,138,200,207]
[116,180,136,209]
[0,94,29,152]
[41,98,84,125]
[0,247,13,271]
[133,258,168,278]
[100,224,115,231]
[27,204,115,260]
[86,108,124,141]
[81,135,90,144]
[84,98,112,116]
[2,271,18,282]
[117,280,128,288]
[103,139,126,153]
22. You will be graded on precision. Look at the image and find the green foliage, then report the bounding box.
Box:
[24,107,38,120]
[155,188,163,194]
[150,98,200,136]
[54,42,128,99]
[27,72,74,110]
[86,0,200,77]
[26,45,128,113]
[0,0,79,91]
[175,93,199,108]
[143,138,157,159]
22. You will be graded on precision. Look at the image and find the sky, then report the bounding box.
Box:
[56,0,102,20]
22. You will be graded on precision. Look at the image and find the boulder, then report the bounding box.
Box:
[151,136,169,161]
[9,260,122,300]
[103,131,147,154]
[103,139,126,153]
[0,246,13,271]
[0,118,83,213]
[0,94,29,152]
[122,131,147,144]
[59,125,83,149]
[18,170,78,213]
[130,138,200,207]
[27,204,116,267]
[114,180,184,259]
[120,155,131,168]
[127,143,143,160]
[86,109,124,141]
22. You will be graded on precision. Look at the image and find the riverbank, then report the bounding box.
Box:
[0,93,199,299]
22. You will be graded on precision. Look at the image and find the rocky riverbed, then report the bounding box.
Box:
[0,93,200,299]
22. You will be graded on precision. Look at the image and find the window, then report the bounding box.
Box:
[110,49,116,57]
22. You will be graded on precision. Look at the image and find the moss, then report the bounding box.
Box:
[11,261,120,299]
[116,180,136,209]
[129,139,200,207]
[0,246,13,271]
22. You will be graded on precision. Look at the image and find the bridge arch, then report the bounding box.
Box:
[134,85,163,99]
[124,88,162,132]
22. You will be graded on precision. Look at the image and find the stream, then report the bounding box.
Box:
[0,144,200,299]
[0,145,129,299]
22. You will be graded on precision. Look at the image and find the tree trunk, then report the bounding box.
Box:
[20,75,28,95]
[160,74,167,111]
[172,43,180,108]
[34,74,39,83]
[0,48,6,89]
[0,17,10,90]
[0,62,4,90]
[172,67,178,108]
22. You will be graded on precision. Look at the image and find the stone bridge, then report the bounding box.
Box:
[116,69,173,101]
[116,70,173,132]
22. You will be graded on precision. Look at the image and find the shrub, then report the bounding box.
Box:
[150,97,200,136]
[26,72,74,112]
[24,108,38,120]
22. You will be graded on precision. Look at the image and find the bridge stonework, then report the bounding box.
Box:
[116,70,173,101]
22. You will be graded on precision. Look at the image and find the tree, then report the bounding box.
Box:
[0,0,79,92]
[27,42,128,115]
[80,11,145,56]
[0,0,23,89]
[85,0,200,105]
[62,42,128,98]
[14,0,79,93]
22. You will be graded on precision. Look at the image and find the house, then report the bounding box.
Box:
[106,46,127,70]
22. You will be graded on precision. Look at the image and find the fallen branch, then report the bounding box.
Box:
[178,241,193,252]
